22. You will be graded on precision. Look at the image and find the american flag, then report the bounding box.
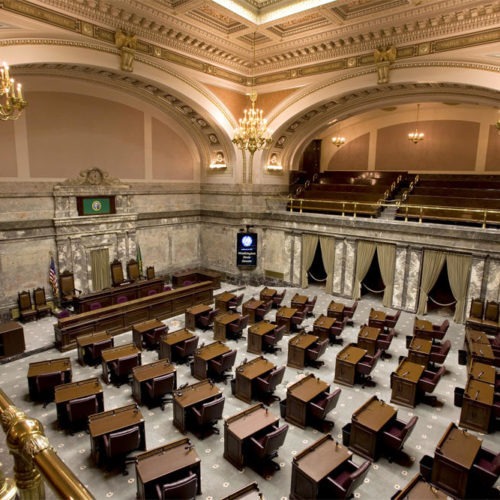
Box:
[49,256,59,298]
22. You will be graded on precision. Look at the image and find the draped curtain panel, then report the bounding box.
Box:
[91,248,111,292]
[446,253,472,323]
[319,236,335,294]
[417,250,446,315]
[301,234,319,288]
[353,241,377,300]
[377,243,396,308]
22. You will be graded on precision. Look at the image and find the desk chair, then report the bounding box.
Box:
[126,258,141,281]
[144,324,168,351]
[355,349,382,388]
[381,415,418,463]
[109,355,140,387]
[483,301,500,333]
[227,294,244,313]
[308,387,341,432]
[323,458,371,499]
[328,317,348,345]
[263,325,285,354]
[272,289,286,309]
[303,295,317,317]
[173,336,199,365]
[385,310,401,331]
[145,266,155,280]
[290,311,305,332]
[344,300,358,325]
[35,371,67,407]
[431,319,449,342]
[156,472,198,500]
[305,338,328,368]
[196,308,219,330]
[145,372,176,410]
[66,394,101,435]
[470,448,500,497]
[429,339,451,366]
[208,349,237,384]
[248,423,289,474]
[33,287,52,318]
[59,270,81,308]
[18,290,37,323]
[191,395,225,438]
[376,328,396,360]
[227,315,249,341]
[110,259,126,286]
[255,365,286,405]
[417,365,445,406]
[255,300,273,322]
[102,425,142,475]
[467,298,485,330]
[85,338,114,367]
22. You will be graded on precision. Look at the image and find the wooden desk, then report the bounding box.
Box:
[290,434,351,500]
[327,301,345,321]
[242,298,264,325]
[0,321,25,358]
[221,482,262,500]
[76,331,113,366]
[132,360,176,405]
[276,307,299,334]
[414,318,433,333]
[431,422,482,498]
[224,403,280,470]
[247,321,275,354]
[185,304,212,331]
[88,403,146,466]
[459,378,494,433]
[287,333,319,369]
[171,268,222,289]
[285,374,329,428]
[291,294,308,311]
[173,379,222,434]
[392,473,450,500]
[214,312,241,341]
[334,344,367,387]
[350,396,397,460]
[390,358,426,408]
[468,360,496,384]
[465,328,490,345]
[313,315,337,342]
[357,325,382,355]
[192,341,230,380]
[467,341,495,365]
[407,337,432,366]
[159,329,196,363]
[259,287,277,301]
[27,357,72,401]
[215,292,236,312]
[101,343,141,385]
[55,377,104,429]
[368,309,387,330]
[135,438,201,499]
[234,356,275,403]
[132,318,164,350]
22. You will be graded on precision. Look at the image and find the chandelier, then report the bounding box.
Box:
[408,103,424,144]
[232,34,272,155]
[331,135,346,148]
[1,62,27,121]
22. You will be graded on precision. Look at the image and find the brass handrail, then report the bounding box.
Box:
[0,389,94,500]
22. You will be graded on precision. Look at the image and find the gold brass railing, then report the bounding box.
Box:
[0,389,94,500]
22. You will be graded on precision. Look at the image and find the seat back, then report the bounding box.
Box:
[180,336,199,357]
[438,319,450,334]
[197,395,225,423]
[36,371,65,395]
[470,298,484,319]
[274,324,286,342]
[104,425,141,457]
[400,415,419,448]
[148,372,176,398]
[18,290,32,311]
[345,300,358,318]
[221,349,237,371]
[115,354,140,377]
[485,301,500,322]
[33,287,48,306]
[157,472,198,500]
[268,365,286,391]
[110,259,125,286]
[260,424,288,457]
[345,460,371,497]
[272,290,286,307]
[60,270,76,297]
[145,266,155,280]
[312,388,341,418]
[229,294,244,309]
[67,394,100,425]
[126,259,140,281]
[91,338,114,361]
[308,338,328,360]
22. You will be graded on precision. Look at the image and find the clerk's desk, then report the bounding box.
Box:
[233,356,275,404]
[459,378,494,433]
[132,359,176,406]
[357,325,382,356]
[135,438,201,500]
[158,328,196,363]
[390,358,426,408]
[192,341,230,380]
[76,330,113,366]
[391,473,450,500]
[214,312,242,341]
[88,403,146,466]
[215,291,236,312]
[334,344,367,387]
[287,332,319,369]
[431,422,482,498]
[100,343,141,385]
[242,298,265,325]
[276,307,299,334]
[173,379,222,434]
[247,321,276,354]
[224,403,280,470]
[132,318,164,350]
[27,357,72,401]
[350,395,397,461]
[285,373,329,429]
[185,303,212,331]
[290,434,352,500]
[407,337,432,366]
[55,377,104,430]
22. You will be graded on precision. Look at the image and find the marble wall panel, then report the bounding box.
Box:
[133,192,200,213]
[485,258,500,302]
[344,239,356,297]
[171,226,200,269]
[201,223,236,276]
[393,246,408,309]
[405,247,423,312]
[0,196,54,222]
[467,257,485,309]
[262,229,287,280]
[333,239,345,295]
[292,234,302,286]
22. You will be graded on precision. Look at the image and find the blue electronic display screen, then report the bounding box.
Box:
[236,232,258,267]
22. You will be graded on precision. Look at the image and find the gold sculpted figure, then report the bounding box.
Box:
[115,30,137,72]
[374,46,396,84]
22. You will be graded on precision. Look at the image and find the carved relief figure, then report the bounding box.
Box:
[374,46,397,84]
[115,30,137,72]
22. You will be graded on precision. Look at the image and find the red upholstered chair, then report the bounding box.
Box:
[303,295,317,317]
[308,387,342,432]
[385,310,401,331]
[255,365,286,404]
[470,448,500,497]
[329,317,348,345]
[86,338,114,367]
[208,349,237,384]
[272,289,286,308]
[323,459,371,499]
[191,395,225,438]
[344,300,358,324]
[109,354,140,387]
[145,371,176,410]
[102,425,142,475]
[417,365,445,406]
[432,319,450,340]
[356,349,382,388]
[429,339,451,366]
[381,415,418,462]
[263,324,285,354]
[290,311,305,332]
[35,371,67,407]
[173,336,199,365]
[247,423,289,474]
[227,315,249,341]
[66,394,102,435]
[156,472,198,500]
[255,300,273,322]
[376,328,396,359]
[196,308,219,330]
[227,294,244,312]
[144,324,168,351]
[305,338,328,368]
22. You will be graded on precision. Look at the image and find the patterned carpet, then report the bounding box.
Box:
[0,283,498,499]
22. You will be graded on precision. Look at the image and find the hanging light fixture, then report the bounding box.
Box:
[408,103,424,144]
[331,135,346,148]
[0,61,27,121]
[232,33,272,155]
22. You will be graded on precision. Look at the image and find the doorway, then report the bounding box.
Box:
[427,261,456,316]
[361,249,385,300]
[307,242,327,286]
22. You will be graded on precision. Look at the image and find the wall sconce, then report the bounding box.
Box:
[331,136,346,148]
[209,151,227,170]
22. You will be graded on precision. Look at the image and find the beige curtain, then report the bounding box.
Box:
[319,236,335,294]
[417,250,446,315]
[301,234,319,288]
[91,248,111,291]
[377,243,396,308]
[353,241,377,300]
[446,253,471,323]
